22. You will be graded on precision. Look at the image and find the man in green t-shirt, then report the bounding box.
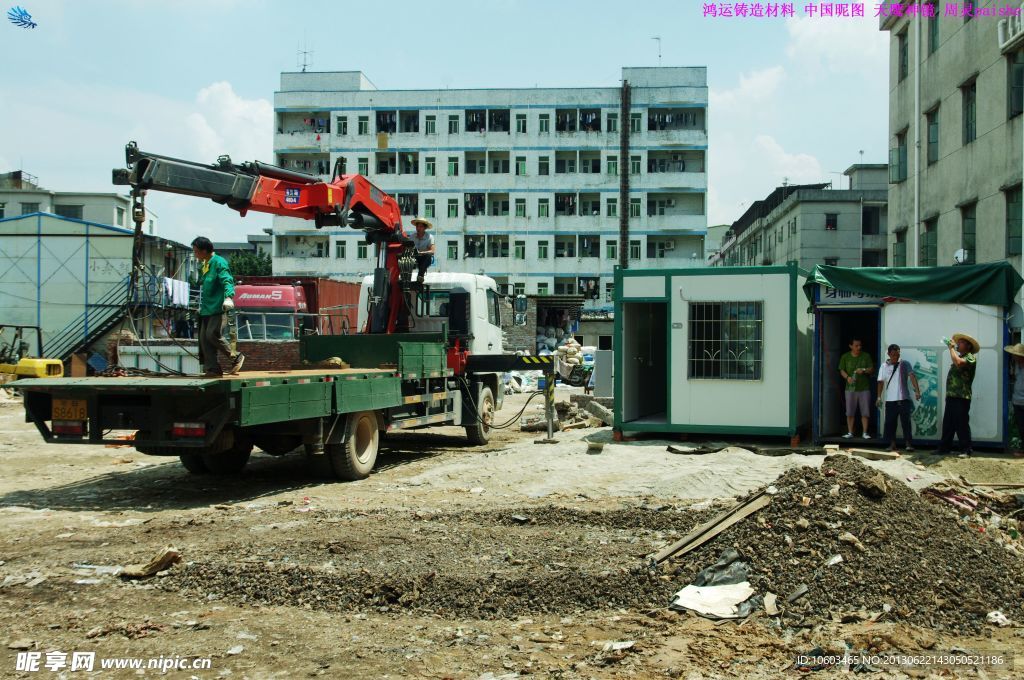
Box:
[192,236,245,378]
[936,332,979,457]
[838,338,874,439]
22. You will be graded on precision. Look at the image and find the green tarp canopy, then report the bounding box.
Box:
[804,261,1024,308]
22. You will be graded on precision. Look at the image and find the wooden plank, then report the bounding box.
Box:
[652,492,771,564]
[965,481,1024,489]
[846,447,901,461]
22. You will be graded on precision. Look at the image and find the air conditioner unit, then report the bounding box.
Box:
[663,241,676,251]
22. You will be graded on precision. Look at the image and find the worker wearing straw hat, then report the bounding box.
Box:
[409,217,435,284]
[936,333,979,457]
[1004,342,1024,457]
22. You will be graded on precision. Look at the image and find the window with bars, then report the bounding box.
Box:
[607,156,618,176]
[606,113,618,133]
[537,240,549,258]
[335,241,347,258]
[514,240,526,259]
[629,240,641,259]
[629,198,641,218]
[538,114,550,133]
[538,156,549,176]
[537,282,549,295]
[448,157,459,176]
[825,213,838,230]
[538,199,549,217]
[357,243,368,259]
[1007,186,1022,256]
[358,158,368,175]
[447,199,458,218]
[515,198,526,217]
[890,131,908,182]
[629,113,642,133]
[425,157,435,176]
[688,301,763,381]
[448,115,459,134]
[1010,47,1024,118]
[630,156,641,175]
[606,198,617,217]
[961,203,976,264]
[336,117,348,135]
[926,108,939,165]
[424,199,435,219]
[447,240,458,260]
[515,114,527,133]
[513,282,525,296]
[425,116,436,135]
[898,30,909,81]
[358,116,369,134]
[515,156,526,176]
[962,80,977,144]
[894,231,907,266]
[920,218,938,266]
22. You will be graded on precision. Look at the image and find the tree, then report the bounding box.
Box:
[229,250,272,276]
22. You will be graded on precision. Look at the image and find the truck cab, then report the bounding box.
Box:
[234,284,308,340]
[357,273,504,356]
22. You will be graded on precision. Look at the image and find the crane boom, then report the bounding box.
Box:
[113,142,415,333]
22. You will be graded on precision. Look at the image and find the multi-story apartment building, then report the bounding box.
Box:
[711,165,889,269]
[881,5,1022,280]
[0,170,158,235]
[271,67,708,310]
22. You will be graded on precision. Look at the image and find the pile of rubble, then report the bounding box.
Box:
[665,455,1024,633]
[520,399,612,432]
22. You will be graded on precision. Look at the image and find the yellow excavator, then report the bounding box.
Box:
[0,326,63,391]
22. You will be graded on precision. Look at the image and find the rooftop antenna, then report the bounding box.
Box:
[652,36,662,66]
[297,40,314,73]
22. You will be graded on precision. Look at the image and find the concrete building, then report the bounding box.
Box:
[880,6,1022,285]
[710,165,889,269]
[0,171,158,235]
[271,67,709,312]
[214,232,272,259]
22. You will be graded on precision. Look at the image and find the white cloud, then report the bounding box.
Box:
[784,15,887,77]
[0,79,273,244]
[707,66,825,226]
[710,66,786,110]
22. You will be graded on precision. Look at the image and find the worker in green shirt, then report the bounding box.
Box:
[838,338,874,439]
[192,236,244,377]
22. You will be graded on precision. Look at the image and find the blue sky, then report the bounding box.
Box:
[1,0,890,243]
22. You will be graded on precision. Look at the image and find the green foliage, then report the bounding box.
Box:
[229,250,272,277]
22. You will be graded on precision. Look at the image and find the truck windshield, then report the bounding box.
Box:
[237,313,296,340]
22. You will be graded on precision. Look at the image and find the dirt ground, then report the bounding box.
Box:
[2,388,1024,679]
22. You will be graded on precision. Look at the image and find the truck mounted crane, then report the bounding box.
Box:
[112,141,414,335]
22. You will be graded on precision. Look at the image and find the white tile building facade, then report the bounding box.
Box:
[271,67,708,311]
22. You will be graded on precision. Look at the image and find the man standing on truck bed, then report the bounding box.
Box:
[192,237,244,377]
[410,217,435,283]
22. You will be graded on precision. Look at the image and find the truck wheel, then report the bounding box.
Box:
[179,453,208,474]
[329,411,379,481]
[202,438,253,475]
[465,386,494,445]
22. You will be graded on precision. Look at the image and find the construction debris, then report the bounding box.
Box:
[661,455,1024,633]
[584,401,614,426]
[121,546,181,580]
[652,491,772,564]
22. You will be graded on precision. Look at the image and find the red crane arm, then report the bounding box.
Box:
[113,142,414,333]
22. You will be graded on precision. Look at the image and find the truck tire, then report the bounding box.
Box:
[329,411,379,481]
[202,441,252,475]
[179,453,208,474]
[465,386,494,445]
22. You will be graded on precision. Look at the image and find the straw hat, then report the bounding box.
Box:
[1004,343,1024,358]
[410,217,432,230]
[952,332,980,354]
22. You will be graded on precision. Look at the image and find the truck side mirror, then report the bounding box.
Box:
[513,295,528,314]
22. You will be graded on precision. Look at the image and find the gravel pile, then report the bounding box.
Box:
[669,454,1024,633]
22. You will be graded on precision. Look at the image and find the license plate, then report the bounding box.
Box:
[53,398,87,421]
